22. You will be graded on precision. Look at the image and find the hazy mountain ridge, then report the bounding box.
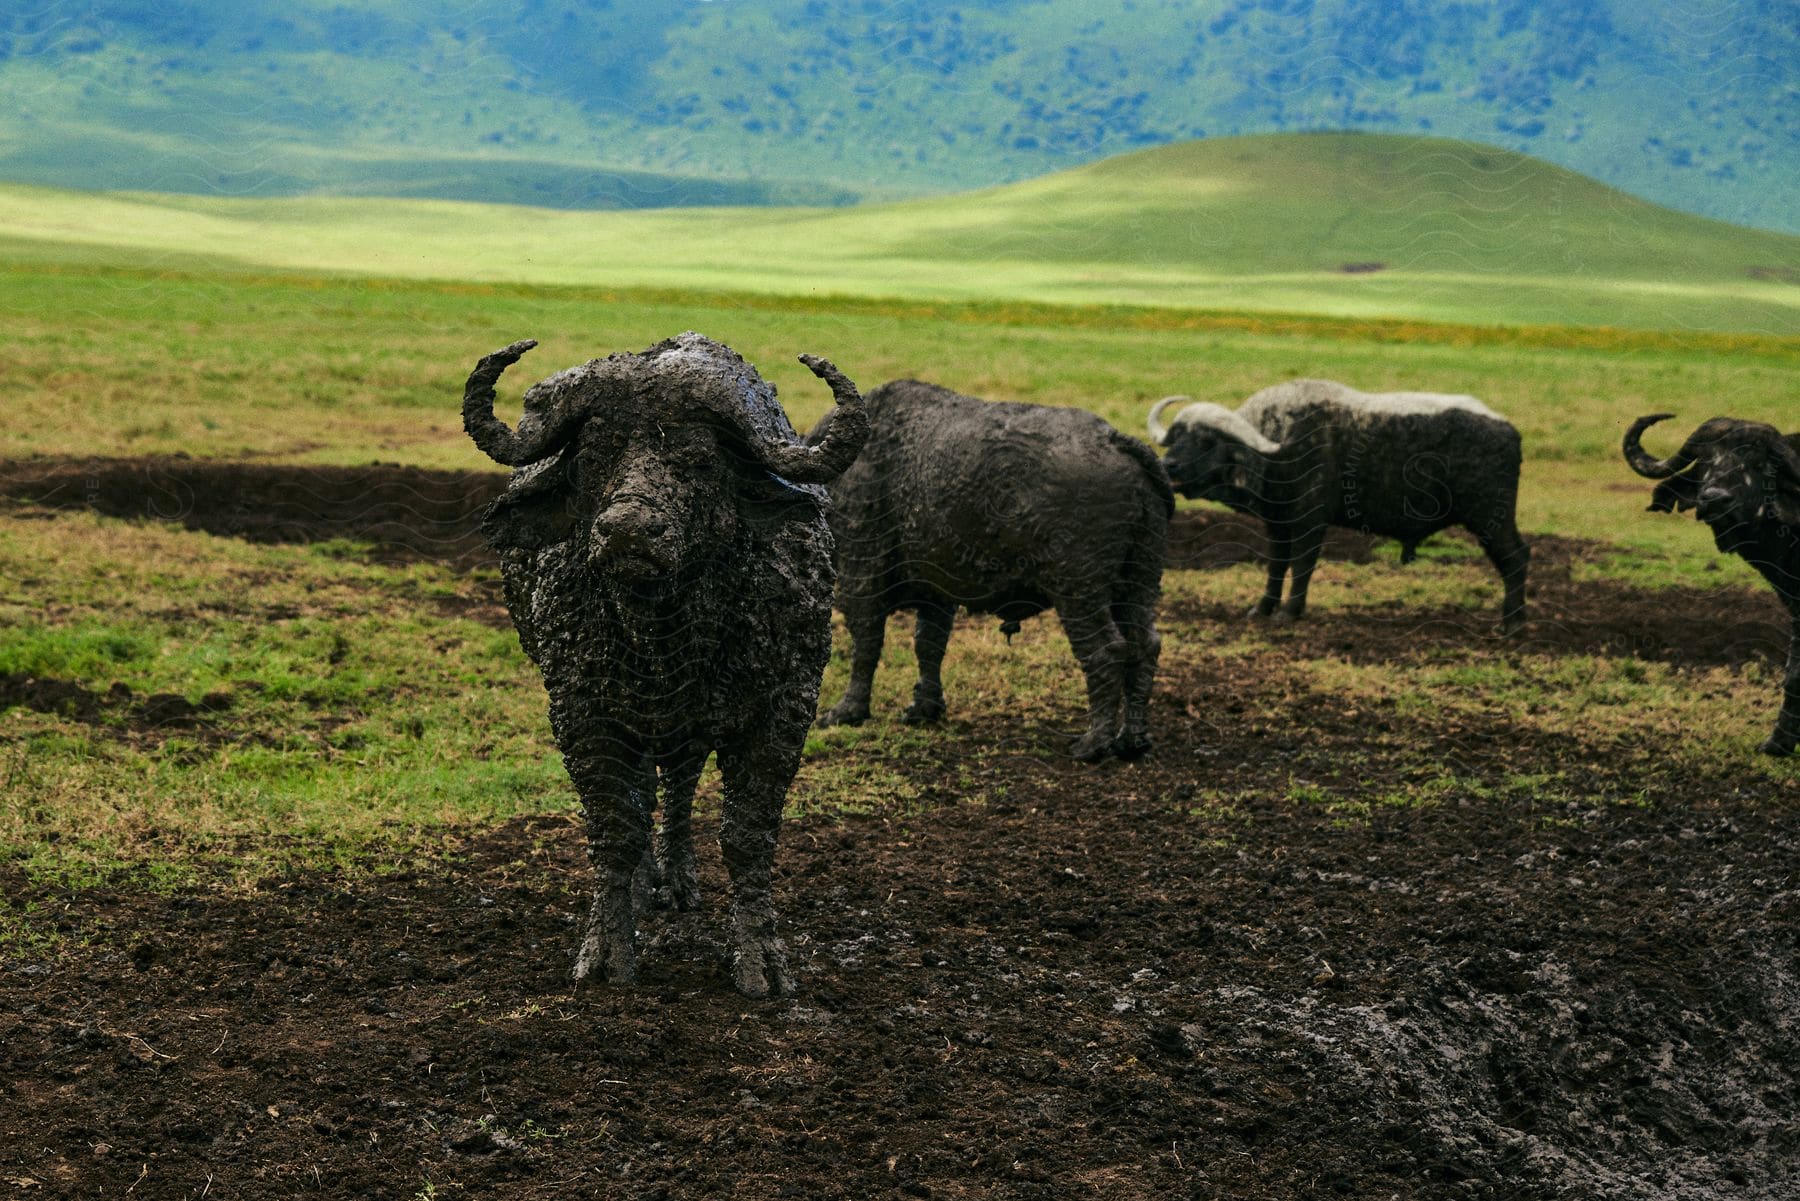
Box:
[0,1,1794,230]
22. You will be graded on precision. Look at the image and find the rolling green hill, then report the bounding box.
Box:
[2,135,1794,334]
[0,1,1794,231]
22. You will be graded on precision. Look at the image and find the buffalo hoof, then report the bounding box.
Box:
[573,880,639,986]
[732,938,795,999]
[1070,729,1114,762]
[654,861,701,912]
[572,928,636,988]
[1269,609,1298,626]
[1246,603,1277,622]
[1112,732,1152,761]
[901,700,945,725]
[815,701,869,728]
[1496,617,1526,639]
[1759,735,1797,757]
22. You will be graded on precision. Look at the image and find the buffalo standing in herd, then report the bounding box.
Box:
[813,379,1173,762]
[463,334,1791,994]
[1147,380,1529,635]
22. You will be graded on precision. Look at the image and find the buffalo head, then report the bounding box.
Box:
[1146,395,1279,509]
[1623,415,1800,554]
[464,333,867,581]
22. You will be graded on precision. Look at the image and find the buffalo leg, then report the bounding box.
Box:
[1112,594,1161,760]
[903,601,956,724]
[1473,520,1530,637]
[1763,614,1800,756]
[816,603,886,726]
[654,746,707,911]
[1252,526,1289,619]
[716,733,802,998]
[563,723,653,986]
[1276,524,1327,622]
[1057,596,1127,762]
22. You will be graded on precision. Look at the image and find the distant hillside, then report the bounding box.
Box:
[3,134,1794,334]
[0,1,1794,230]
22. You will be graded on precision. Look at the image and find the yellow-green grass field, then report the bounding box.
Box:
[1,258,1791,572]
[2,133,1796,334]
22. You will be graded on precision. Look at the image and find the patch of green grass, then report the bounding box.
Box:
[0,899,66,957]
[0,512,567,884]
[1284,773,1465,826]
[2,496,1796,913]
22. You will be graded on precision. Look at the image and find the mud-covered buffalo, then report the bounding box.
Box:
[462,332,869,995]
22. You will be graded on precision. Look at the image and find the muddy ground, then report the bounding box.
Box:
[2,459,1797,1199]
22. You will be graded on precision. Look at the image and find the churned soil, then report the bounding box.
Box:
[4,715,1795,1199]
[2,459,1797,1199]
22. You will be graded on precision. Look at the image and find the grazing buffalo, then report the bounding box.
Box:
[1149,379,1529,634]
[814,379,1172,761]
[1624,414,1800,756]
[463,332,869,995]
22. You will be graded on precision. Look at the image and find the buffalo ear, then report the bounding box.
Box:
[718,425,821,507]
[736,472,813,503]
[1771,480,1800,531]
[479,452,579,552]
[1649,476,1698,514]
[1211,442,1254,498]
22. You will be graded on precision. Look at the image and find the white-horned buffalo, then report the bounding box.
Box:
[814,379,1172,761]
[1149,379,1529,634]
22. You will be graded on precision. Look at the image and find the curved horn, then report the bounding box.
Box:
[1622,413,1695,480]
[462,339,586,467]
[1147,395,1191,446]
[741,355,870,485]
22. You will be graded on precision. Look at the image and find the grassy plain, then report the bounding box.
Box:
[1,250,1796,901]
[2,256,1792,559]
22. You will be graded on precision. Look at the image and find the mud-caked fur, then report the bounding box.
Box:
[1149,379,1529,633]
[814,379,1173,762]
[1624,414,1800,756]
[462,332,869,996]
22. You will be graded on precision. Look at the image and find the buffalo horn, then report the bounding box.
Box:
[1146,395,1193,446]
[462,340,592,467]
[1622,413,1696,480]
[736,355,869,485]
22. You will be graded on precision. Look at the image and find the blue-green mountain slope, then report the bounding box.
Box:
[0,1,1793,230]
